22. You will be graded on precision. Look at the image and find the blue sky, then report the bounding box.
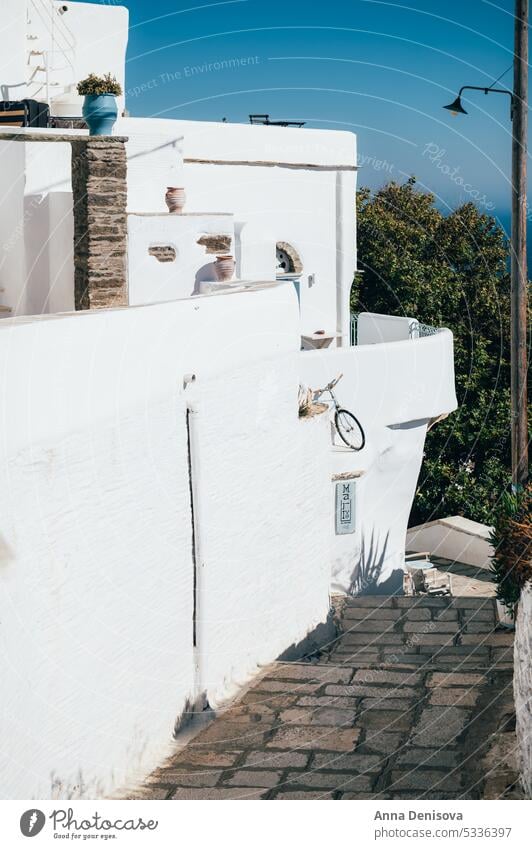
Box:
[94,0,519,223]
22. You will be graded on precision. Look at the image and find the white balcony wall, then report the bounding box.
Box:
[299,328,457,594]
[357,312,417,345]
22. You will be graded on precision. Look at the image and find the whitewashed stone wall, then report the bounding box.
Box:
[515,582,532,796]
[0,282,331,800]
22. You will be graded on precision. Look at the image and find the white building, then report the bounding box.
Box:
[0,1,457,799]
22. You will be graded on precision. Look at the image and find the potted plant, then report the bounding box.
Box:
[489,484,531,628]
[77,73,122,136]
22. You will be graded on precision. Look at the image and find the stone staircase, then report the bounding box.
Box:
[128,592,520,800]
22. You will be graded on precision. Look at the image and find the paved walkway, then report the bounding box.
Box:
[129,584,519,800]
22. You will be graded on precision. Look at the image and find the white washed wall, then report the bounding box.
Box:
[118,118,356,340]
[0,142,26,315]
[127,212,235,305]
[191,368,330,705]
[515,583,532,797]
[0,117,356,328]
[0,283,331,799]
[300,330,457,593]
[182,163,341,336]
[2,0,27,101]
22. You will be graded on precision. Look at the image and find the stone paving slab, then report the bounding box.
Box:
[127,590,521,801]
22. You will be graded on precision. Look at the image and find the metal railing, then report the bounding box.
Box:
[408,320,440,338]
[350,313,358,346]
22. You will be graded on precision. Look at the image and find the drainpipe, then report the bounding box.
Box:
[335,169,357,346]
[183,374,206,710]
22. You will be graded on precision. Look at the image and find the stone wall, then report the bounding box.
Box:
[514,582,532,796]
[71,137,128,310]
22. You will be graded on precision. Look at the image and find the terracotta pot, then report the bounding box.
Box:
[214,255,235,282]
[165,187,186,213]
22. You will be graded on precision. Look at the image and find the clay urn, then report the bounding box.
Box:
[165,187,186,213]
[214,255,235,282]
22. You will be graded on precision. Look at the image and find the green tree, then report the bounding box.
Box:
[352,177,523,525]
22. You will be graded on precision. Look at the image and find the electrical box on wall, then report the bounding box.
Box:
[335,480,356,535]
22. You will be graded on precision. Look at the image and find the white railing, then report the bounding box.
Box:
[27,0,76,103]
[29,0,76,54]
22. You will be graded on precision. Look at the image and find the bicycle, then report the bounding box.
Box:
[313,373,366,451]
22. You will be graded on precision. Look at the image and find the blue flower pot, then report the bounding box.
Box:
[82,94,118,136]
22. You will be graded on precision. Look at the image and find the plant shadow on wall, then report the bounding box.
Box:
[49,769,105,801]
[173,693,209,738]
[352,177,532,526]
[348,530,390,596]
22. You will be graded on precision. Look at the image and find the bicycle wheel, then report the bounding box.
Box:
[335,408,366,451]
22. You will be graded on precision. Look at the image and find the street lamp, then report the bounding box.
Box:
[443,0,529,488]
[443,94,468,115]
[443,85,514,118]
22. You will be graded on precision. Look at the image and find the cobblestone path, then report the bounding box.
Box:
[130,594,520,800]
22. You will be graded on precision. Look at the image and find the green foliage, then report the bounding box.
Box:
[488,485,531,614]
[77,73,122,97]
[353,177,529,525]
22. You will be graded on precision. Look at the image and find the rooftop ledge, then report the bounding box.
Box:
[0,281,287,328]
[183,156,358,172]
[0,129,128,143]
[128,212,233,217]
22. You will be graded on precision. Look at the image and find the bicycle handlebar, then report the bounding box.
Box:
[314,373,344,397]
[326,373,343,391]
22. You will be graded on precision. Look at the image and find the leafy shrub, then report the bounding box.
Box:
[353,177,531,526]
[489,484,532,614]
[77,73,122,97]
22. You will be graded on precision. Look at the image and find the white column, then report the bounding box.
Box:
[335,168,357,346]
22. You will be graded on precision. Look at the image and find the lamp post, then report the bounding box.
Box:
[444,0,529,488]
[443,86,514,118]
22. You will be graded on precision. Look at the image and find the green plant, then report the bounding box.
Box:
[77,73,122,97]
[353,177,531,526]
[489,484,532,616]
